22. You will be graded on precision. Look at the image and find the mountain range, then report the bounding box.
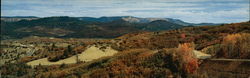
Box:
[1,16,220,26]
[1,16,221,39]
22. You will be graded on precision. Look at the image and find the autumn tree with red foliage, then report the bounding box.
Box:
[177,43,198,74]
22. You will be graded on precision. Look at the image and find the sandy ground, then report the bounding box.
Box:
[193,50,211,59]
[27,45,118,66]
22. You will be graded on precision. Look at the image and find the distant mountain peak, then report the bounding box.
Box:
[1,16,220,26]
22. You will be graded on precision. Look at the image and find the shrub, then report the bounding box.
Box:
[177,43,198,74]
[219,33,250,58]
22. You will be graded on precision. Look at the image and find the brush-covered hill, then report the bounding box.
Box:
[113,22,250,58]
[1,21,250,78]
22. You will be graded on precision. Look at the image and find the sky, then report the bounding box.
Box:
[1,0,249,23]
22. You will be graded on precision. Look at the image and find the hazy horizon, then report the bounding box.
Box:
[1,0,249,23]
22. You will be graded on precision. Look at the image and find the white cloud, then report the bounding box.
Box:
[1,0,249,23]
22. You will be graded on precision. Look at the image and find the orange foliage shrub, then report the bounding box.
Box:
[184,58,198,73]
[177,43,198,74]
[178,43,194,62]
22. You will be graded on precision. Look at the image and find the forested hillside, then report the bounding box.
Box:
[1,16,184,39]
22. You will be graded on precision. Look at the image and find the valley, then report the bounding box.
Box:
[1,21,249,78]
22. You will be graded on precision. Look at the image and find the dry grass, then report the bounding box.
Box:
[27,45,118,66]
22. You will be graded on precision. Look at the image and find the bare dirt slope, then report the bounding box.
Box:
[27,45,118,66]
